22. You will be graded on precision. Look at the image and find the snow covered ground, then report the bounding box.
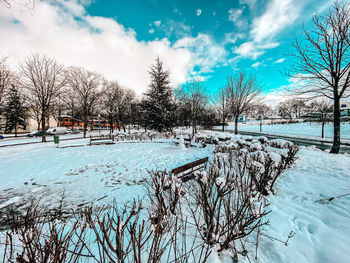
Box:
[0,138,212,215]
[226,122,350,140]
[0,133,349,262]
[255,148,350,263]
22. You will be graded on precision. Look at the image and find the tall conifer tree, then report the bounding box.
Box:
[144,57,174,132]
[5,85,26,136]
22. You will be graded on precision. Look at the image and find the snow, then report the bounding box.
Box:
[1,131,350,263]
[227,122,350,141]
[253,149,350,263]
[0,139,212,212]
[178,135,186,149]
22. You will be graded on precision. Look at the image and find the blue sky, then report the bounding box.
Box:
[85,0,333,95]
[0,0,339,104]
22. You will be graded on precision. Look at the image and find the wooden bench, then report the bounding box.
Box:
[89,134,115,146]
[171,157,209,182]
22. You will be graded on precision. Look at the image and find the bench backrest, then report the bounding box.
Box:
[171,157,208,177]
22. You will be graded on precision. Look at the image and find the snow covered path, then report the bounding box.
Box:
[256,149,350,263]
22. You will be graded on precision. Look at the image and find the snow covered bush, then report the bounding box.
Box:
[142,140,298,261]
[1,203,87,263]
[184,157,270,262]
[214,136,299,195]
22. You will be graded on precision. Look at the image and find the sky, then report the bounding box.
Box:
[0,0,338,106]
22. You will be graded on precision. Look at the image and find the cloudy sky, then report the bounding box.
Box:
[0,0,337,105]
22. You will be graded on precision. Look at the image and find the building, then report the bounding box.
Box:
[340,103,350,117]
[59,115,121,130]
[0,106,56,134]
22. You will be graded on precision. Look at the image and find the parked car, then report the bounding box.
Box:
[46,127,69,135]
[72,128,80,134]
[26,130,43,137]
[0,134,4,139]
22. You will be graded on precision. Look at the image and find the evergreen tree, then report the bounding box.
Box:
[144,57,175,132]
[5,85,26,136]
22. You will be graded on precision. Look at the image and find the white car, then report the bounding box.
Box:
[46,127,69,135]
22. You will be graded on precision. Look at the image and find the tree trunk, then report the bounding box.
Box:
[330,97,340,153]
[321,121,325,138]
[41,114,46,142]
[109,119,113,134]
[15,125,17,137]
[222,116,225,132]
[260,118,262,133]
[83,122,87,138]
[234,115,239,135]
[321,115,325,139]
[192,121,195,138]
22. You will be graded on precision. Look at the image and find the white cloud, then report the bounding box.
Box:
[174,33,227,74]
[212,11,216,16]
[196,9,202,16]
[173,8,181,15]
[158,20,191,39]
[148,28,155,34]
[274,58,286,63]
[0,1,208,95]
[251,0,304,43]
[153,20,161,27]
[233,41,279,59]
[228,7,245,23]
[61,0,86,17]
[251,62,262,68]
[224,32,246,44]
[239,0,257,9]
[233,42,262,59]
[262,90,287,108]
[232,0,308,60]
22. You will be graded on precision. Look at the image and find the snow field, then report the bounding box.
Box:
[0,139,213,215]
[227,121,350,141]
[255,149,350,263]
[0,131,349,263]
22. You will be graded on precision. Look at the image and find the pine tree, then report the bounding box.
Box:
[144,57,175,132]
[5,85,26,136]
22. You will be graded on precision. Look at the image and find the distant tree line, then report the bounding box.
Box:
[0,53,342,142]
[0,54,264,140]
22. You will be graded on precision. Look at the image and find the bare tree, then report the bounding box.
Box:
[291,98,307,118]
[19,53,67,142]
[67,66,101,138]
[1,0,35,9]
[226,72,262,134]
[101,80,117,134]
[101,80,129,134]
[277,98,307,119]
[215,86,230,132]
[0,55,11,112]
[28,96,42,131]
[287,1,350,153]
[50,95,66,127]
[123,88,136,133]
[309,99,333,138]
[175,79,208,137]
[277,100,294,119]
[249,103,272,133]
